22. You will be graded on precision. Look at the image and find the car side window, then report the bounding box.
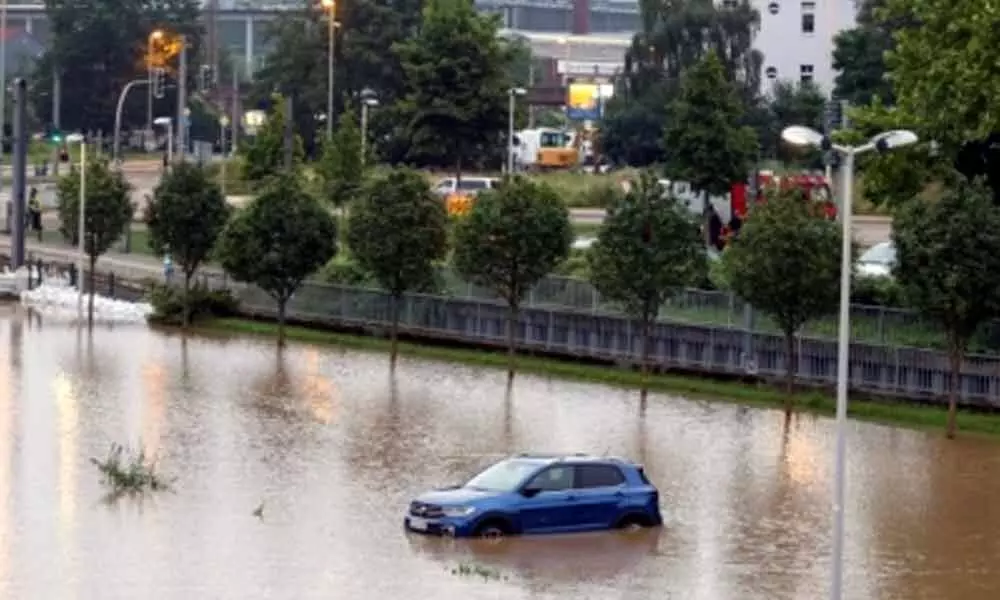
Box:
[574,464,626,489]
[526,466,573,492]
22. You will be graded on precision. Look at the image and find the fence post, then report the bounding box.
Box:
[877,307,886,344]
[108,272,116,297]
[591,287,598,313]
[69,263,76,288]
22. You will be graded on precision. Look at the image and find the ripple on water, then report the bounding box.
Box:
[1,307,1000,599]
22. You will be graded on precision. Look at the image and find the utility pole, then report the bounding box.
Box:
[283,94,294,170]
[10,78,26,269]
[231,65,239,154]
[176,35,187,162]
[52,68,61,175]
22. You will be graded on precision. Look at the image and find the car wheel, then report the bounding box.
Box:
[615,514,649,532]
[473,520,508,542]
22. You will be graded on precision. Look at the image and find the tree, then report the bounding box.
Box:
[831,0,894,107]
[145,162,230,327]
[241,94,304,182]
[587,172,706,401]
[452,176,572,380]
[316,108,364,208]
[347,168,448,367]
[38,0,201,132]
[395,0,512,173]
[599,87,670,167]
[56,157,133,328]
[721,187,841,413]
[662,51,758,198]
[216,175,337,346]
[892,179,1000,438]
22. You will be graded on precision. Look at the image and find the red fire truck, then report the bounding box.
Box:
[654,172,835,250]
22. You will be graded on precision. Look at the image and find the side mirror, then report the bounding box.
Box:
[520,486,541,498]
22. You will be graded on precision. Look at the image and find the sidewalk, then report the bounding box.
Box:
[0,233,225,283]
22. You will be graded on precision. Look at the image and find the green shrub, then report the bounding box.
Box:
[320,256,375,286]
[147,283,239,325]
[553,250,590,278]
[851,276,903,307]
[568,182,623,208]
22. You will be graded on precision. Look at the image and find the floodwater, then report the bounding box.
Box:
[2,306,1000,600]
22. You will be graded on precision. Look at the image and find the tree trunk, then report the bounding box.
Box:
[639,313,652,406]
[783,330,796,415]
[277,298,287,348]
[946,340,963,439]
[506,301,519,383]
[390,293,400,370]
[182,271,192,329]
[87,254,96,331]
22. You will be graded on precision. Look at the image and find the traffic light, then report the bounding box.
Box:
[50,127,62,144]
[151,67,166,99]
[199,64,213,92]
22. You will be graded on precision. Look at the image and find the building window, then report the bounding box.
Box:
[768,2,780,14]
[801,1,816,33]
[765,66,778,79]
[800,64,814,83]
[722,0,738,8]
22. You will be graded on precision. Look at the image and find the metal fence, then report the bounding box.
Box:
[221,275,1000,406]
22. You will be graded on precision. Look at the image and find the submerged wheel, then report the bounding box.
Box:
[473,519,509,541]
[615,513,651,532]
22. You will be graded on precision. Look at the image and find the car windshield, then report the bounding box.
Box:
[860,242,896,265]
[464,459,539,492]
[458,180,489,191]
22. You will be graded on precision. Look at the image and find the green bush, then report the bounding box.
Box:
[553,250,590,278]
[568,182,623,208]
[320,256,376,287]
[147,283,239,325]
[851,276,904,307]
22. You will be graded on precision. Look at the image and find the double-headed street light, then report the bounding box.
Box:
[507,87,526,174]
[780,124,918,600]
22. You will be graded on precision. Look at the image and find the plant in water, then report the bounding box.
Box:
[90,443,170,497]
[450,561,507,581]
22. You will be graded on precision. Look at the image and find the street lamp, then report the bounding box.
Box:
[321,0,337,139]
[359,88,378,166]
[64,132,86,322]
[507,87,526,174]
[780,124,917,600]
[147,29,164,136]
[154,116,174,165]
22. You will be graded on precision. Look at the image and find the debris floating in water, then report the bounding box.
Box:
[19,278,153,325]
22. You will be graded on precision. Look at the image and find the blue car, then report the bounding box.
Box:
[404,453,662,539]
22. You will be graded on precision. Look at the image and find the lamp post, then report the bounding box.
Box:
[153,117,174,165]
[359,89,378,166]
[507,87,526,174]
[147,29,164,138]
[64,133,86,321]
[113,78,150,164]
[321,0,337,139]
[780,124,918,600]
[219,114,229,195]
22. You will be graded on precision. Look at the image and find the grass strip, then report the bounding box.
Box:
[197,317,1000,439]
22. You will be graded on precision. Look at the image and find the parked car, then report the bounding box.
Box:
[403,453,662,539]
[857,241,896,279]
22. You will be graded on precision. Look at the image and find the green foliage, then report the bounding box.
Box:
[395,0,511,170]
[723,187,842,339]
[90,443,170,499]
[146,162,230,281]
[832,0,894,106]
[453,176,572,307]
[851,275,903,307]
[216,174,338,339]
[588,171,707,320]
[662,51,758,197]
[347,168,449,295]
[575,182,624,209]
[56,157,133,259]
[599,89,669,167]
[147,282,240,325]
[316,109,364,207]
[883,0,999,144]
[37,0,201,132]
[242,95,305,182]
[321,256,376,287]
[892,179,1000,349]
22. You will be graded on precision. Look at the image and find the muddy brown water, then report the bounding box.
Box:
[1,305,999,599]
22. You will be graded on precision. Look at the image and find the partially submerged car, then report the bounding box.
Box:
[404,453,662,539]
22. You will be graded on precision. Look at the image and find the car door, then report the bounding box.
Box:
[570,464,628,529]
[517,465,576,534]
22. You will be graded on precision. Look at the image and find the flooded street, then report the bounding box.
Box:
[3,306,1000,599]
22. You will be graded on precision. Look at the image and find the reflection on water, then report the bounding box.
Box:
[2,305,1000,599]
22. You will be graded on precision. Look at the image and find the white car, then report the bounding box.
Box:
[432,177,499,197]
[857,241,896,279]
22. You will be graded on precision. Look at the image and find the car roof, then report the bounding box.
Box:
[512,453,636,466]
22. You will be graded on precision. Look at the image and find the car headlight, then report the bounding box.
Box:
[441,505,476,517]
